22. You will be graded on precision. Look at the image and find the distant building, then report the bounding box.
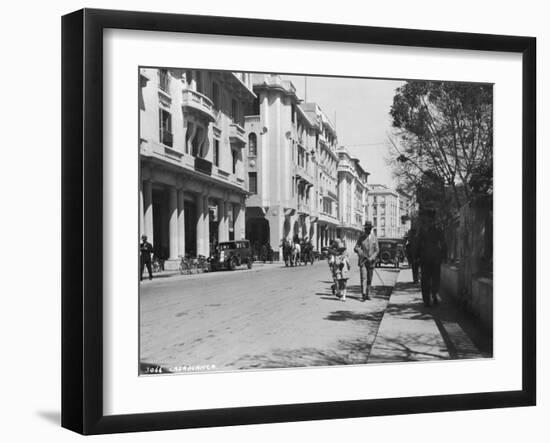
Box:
[336,146,369,253]
[397,191,414,237]
[244,75,321,259]
[367,184,404,239]
[139,68,255,269]
[301,103,340,251]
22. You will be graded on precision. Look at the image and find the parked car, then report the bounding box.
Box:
[375,239,401,268]
[209,240,253,271]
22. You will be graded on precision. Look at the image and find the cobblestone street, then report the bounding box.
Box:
[140,257,398,373]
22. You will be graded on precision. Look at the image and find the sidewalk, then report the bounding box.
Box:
[368,268,491,363]
[141,260,289,284]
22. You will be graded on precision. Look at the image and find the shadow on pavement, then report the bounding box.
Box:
[369,335,449,362]
[324,309,385,322]
[384,281,493,358]
[231,337,376,369]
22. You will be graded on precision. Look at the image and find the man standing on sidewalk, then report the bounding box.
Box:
[416,208,447,307]
[405,227,419,284]
[140,235,154,281]
[354,221,379,301]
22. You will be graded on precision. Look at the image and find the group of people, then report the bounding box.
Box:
[405,208,447,307]
[327,220,379,302]
[326,207,447,307]
[258,242,274,264]
[280,235,315,267]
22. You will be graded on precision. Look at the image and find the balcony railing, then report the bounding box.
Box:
[229,122,247,146]
[245,115,260,124]
[297,201,310,214]
[182,89,216,122]
[194,156,212,176]
[159,70,170,94]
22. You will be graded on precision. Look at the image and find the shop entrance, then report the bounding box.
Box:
[246,217,270,258]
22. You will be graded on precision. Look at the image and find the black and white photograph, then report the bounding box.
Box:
[138,68,493,375]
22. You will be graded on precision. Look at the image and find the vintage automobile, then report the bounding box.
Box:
[209,240,253,271]
[375,239,401,268]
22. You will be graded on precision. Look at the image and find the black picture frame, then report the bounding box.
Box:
[61,8,536,435]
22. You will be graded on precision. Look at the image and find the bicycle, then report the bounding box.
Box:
[196,255,210,273]
[152,256,164,273]
[178,255,195,275]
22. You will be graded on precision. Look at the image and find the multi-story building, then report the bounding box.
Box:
[336,146,369,253]
[367,184,407,239]
[397,191,413,237]
[244,75,323,260]
[301,103,340,252]
[139,68,255,269]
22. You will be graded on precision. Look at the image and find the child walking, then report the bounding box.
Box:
[333,246,351,301]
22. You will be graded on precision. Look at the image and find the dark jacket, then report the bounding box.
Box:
[140,241,153,262]
[416,226,446,263]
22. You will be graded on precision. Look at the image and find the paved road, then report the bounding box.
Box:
[140,257,399,374]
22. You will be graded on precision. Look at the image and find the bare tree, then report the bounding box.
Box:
[388,81,493,212]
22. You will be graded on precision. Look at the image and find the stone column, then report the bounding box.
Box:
[143,180,154,243]
[203,195,210,256]
[177,188,185,256]
[196,193,205,256]
[235,204,245,240]
[313,222,318,251]
[218,200,227,242]
[168,187,178,260]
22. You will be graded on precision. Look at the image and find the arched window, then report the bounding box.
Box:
[248,133,257,156]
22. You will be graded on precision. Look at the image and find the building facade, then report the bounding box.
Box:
[367,184,411,239]
[139,68,255,269]
[398,191,413,237]
[336,146,369,253]
[244,75,325,260]
[301,103,340,252]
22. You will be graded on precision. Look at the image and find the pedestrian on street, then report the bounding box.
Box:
[405,227,419,284]
[140,235,154,281]
[261,243,268,263]
[327,239,339,294]
[333,245,351,302]
[354,221,379,301]
[267,244,274,263]
[415,208,447,307]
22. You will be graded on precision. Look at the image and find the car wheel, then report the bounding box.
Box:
[229,259,236,271]
[247,259,253,269]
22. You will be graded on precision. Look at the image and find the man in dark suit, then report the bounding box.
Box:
[405,227,419,284]
[416,209,447,307]
[354,221,379,301]
[140,235,154,281]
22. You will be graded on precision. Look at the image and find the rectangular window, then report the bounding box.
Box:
[213,139,220,167]
[159,109,172,147]
[248,172,257,194]
[252,96,260,115]
[231,99,238,123]
[159,69,170,93]
[196,71,203,93]
[212,82,220,109]
[232,149,237,174]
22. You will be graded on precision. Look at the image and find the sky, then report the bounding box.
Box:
[283,74,404,188]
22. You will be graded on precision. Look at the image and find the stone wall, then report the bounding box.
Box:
[441,197,493,331]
